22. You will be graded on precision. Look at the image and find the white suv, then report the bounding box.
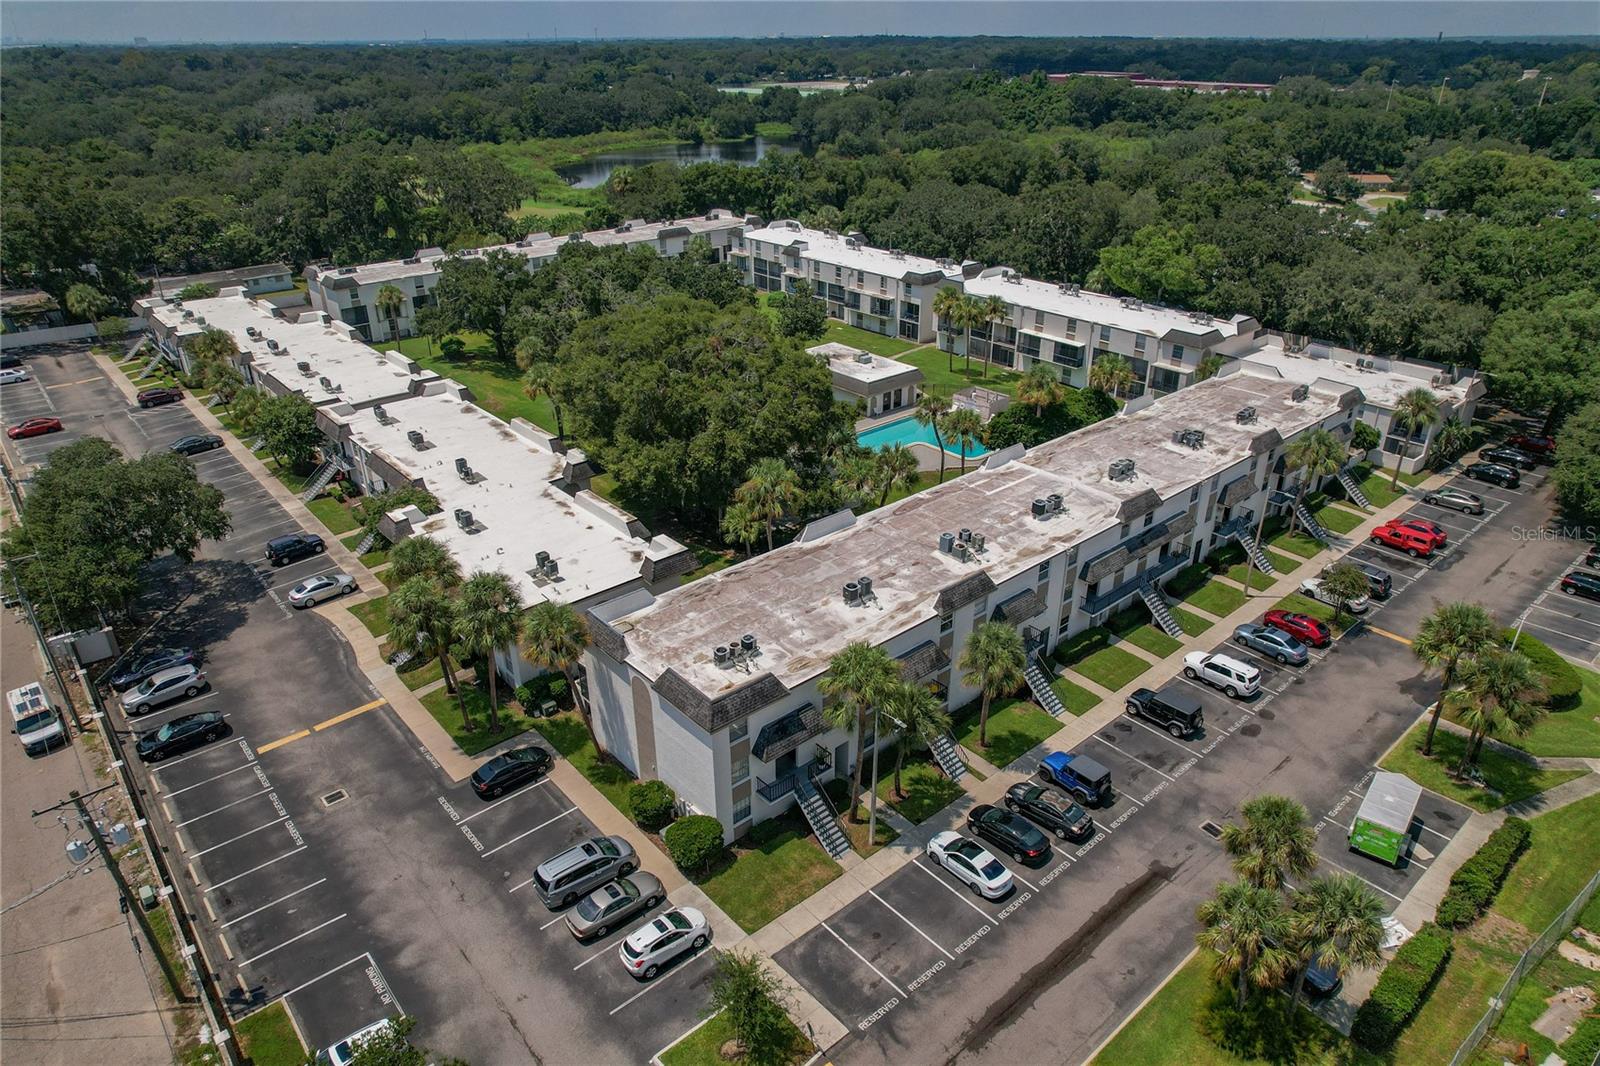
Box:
[1182,651,1261,698]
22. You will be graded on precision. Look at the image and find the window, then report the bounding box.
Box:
[1150,367,1183,393]
[940,610,954,634]
[1099,324,1112,343]
[870,297,893,318]
[1134,335,1146,354]
[1143,512,1154,528]
[899,320,919,341]
[730,719,748,742]
[732,798,751,824]
[1065,317,1077,336]
[1190,484,1200,503]
[1018,333,1041,358]
[901,301,920,322]
[970,599,987,621]
[1033,309,1044,328]
[731,759,749,786]
[1119,520,1131,538]
[1037,560,1050,583]
[1172,343,1186,361]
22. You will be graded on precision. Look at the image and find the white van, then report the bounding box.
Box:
[8,681,66,756]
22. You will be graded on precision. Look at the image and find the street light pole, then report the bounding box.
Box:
[7,561,86,735]
[867,704,881,849]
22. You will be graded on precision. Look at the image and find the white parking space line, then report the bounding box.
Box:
[191,816,290,858]
[1520,618,1600,650]
[538,914,567,930]
[267,562,345,588]
[1006,867,1040,893]
[174,787,274,827]
[607,951,710,1017]
[1527,602,1600,631]
[480,806,578,859]
[573,944,612,971]
[237,913,348,968]
[457,779,553,824]
[149,745,247,773]
[166,761,260,797]
[1405,511,1482,535]
[820,921,906,998]
[204,847,309,892]
[125,692,221,721]
[912,859,998,924]
[221,879,328,928]
[1126,716,1207,756]
[869,890,954,960]
[1093,739,1175,783]
[274,952,370,1003]
[1317,857,1405,904]
[1415,822,1454,844]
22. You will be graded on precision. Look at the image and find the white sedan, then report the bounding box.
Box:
[287,572,358,608]
[1298,576,1369,614]
[927,830,1014,900]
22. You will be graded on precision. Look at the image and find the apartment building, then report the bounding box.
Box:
[583,369,1360,842]
[731,221,972,344]
[304,210,750,343]
[953,267,1259,397]
[810,342,923,418]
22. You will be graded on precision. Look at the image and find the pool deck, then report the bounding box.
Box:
[856,410,988,471]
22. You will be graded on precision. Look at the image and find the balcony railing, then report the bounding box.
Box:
[1081,552,1187,616]
[756,757,825,803]
[1215,510,1256,539]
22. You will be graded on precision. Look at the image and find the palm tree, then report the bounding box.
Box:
[736,458,801,553]
[523,600,596,750]
[1017,364,1066,417]
[873,444,921,506]
[720,500,763,558]
[455,570,524,732]
[388,576,468,727]
[1195,353,1226,382]
[975,295,1009,379]
[881,682,951,799]
[819,642,898,825]
[203,361,246,411]
[189,326,240,370]
[1088,352,1136,399]
[1449,647,1545,772]
[1413,602,1497,756]
[522,362,565,438]
[942,407,985,478]
[1220,794,1318,891]
[64,282,111,323]
[1320,562,1375,628]
[913,391,951,483]
[833,451,878,507]
[1284,428,1346,539]
[375,284,406,340]
[1389,387,1439,489]
[959,622,1025,750]
[1196,879,1294,1009]
[1286,874,1386,1012]
[932,288,965,374]
[1427,416,1472,470]
[388,534,462,590]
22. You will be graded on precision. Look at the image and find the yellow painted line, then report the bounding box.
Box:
[313,697,387,732]
[1366,624,1413,646]
[46,376,103,389]
[256,729,310,754]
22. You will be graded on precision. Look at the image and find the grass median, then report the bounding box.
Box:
[1378,722,1585,813]
[233,1002,304,1066]
[954,696,1063,769]
[875,755,966,824]
[694,817,843,933]
[420,684,538,757]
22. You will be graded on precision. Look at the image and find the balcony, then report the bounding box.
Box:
[1215,510,1256,539]
[1081,552,1187,616]
[756,756,827,802]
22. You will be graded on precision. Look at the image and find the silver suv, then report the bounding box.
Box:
[122,664,208,716]
[532,836,637,908]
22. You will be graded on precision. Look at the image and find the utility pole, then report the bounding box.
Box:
[1437,77,1450,107]
[866,703,882,849]
[7,561,86,735]
[1537,77,1551,109]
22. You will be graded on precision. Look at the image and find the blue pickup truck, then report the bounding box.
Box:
[1038,750,1115,808]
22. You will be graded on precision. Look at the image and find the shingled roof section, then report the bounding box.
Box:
[655,668,790,732]
[897,641,950,681]
[586,611,628,663]
[992,587,1046,624]
[641,550,698,585]
[934,572,997,614]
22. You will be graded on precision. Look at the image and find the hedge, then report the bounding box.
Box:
[628,780,677,831]
[1351,923,1454,1051]
[1436,817,1532,928]
[663,814,726,873]
[1501,628,1581,709]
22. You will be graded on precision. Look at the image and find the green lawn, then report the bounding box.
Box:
[1351,464,1427,509]
[1070,645,1153,691]
[953,696,1063,769]
[1494,791,1600,932]
[1051,675,1103,717]
[825,778,900,856]
[696,817,843,933]
[1109,607,1182,658]
[1483,666,1600,759]
[306,495,359,534]
[660,1008,814,1066]
[898,346,1022,398]
[875,756,966,824]
[233,1002,304,1066]
[531,712,635,817]
[1181,577,1249,618]
[1268,527,1325,560]
[1226,564,1278,591]
[420,684,538,756]
[1313,502,1367,535]
[1378,722,1586,813]
[376,333,558,432]
[1171,606,1215,636]
[398,655,452,691]
[347,595,390,637]
[1473,947,1597,1066]
[1395,930,1523,1066]
[818,320,922,357]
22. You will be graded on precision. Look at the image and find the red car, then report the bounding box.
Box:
[1263,609,1331,648]
[1370,520,1438,558]
[136,386,184,408]
[1399,518,1448,546]
[1507,434,1555,456]
[6,416,62,440]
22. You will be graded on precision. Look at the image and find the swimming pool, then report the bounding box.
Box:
[857,416,988,458]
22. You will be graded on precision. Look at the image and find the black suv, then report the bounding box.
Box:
[1004,783,1095,842]
[1464,462,1519,489]
[1480,446,1537,471]
[966,804,1050,864]
[1125,685,1204,738]
[265,532,325,566]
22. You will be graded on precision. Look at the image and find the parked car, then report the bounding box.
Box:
[8,682,66,757]
[565,872,665,941]
[135,710,228,762]
[136,386,183,408]
[1124,684,1205,736]
[1232,623,1309,665]
[1480,445,1536,471]
[1585,545,1600,570]
[121,664,208,716]
[1037,750,1115,807]
[966,803,1050,864]
[1350,561,1393,599]
[618,907,709,980]
[1422,487,1483,515]
[470,744,552,799]
[1264,609,1331,648]
[0,366,30,385]
[0,352,21,369]
[1561,571,1600,602]
[265,532,324,566]
[1182,651,1262,698]
[1003,783,1095,842]
[1506,433,1556,457]
[169,434,224,456]
[1464,462,1519,489]
[318,1019,394,1066]
[287,572,357,608]
[109,647,197,691]
[7,416,62,439]
[926,831,1014,900]
[1299,575,1370,614]
[1399,518,1448,546]
[532,836,637,909]
[1369,521,1437,558]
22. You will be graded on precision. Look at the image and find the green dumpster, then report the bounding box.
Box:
[1349,771,1421,866]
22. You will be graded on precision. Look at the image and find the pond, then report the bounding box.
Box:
[556,136,796,189]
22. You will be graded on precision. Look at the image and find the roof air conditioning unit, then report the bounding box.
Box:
[714,645,733,668]
[1235,406,1258,424]
[1176,428,1206,449]
[1047,493,1064,512]
[939,531,956,552]
[843,580,862,604]
[319,376,333,390]
[952,540,971,561]
[455,457,472,481]
[1109,458,1137,481]
[1031,499,1049,518]
[740,633,757,656]
[266,339,280,351]
[454,508,473,531]
[855,352,873,364]
[858,575,873,598]
[1290,384,1310,402]
[407,429,426,449]
[535,550,550,570]
[374,404,390,424]
[969,533,985,553]
[246,326,260,338]
[296,361,312,375]
[542,559,559,579]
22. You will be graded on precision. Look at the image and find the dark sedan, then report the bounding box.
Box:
[1561,571,1600,602]
[169,434,224,456]
[1480,445,1536,471]
[470,744,553,798]
[1003,783,1094,843]
[1464,462,1519,489]
[137,386,184,408]
[966,803,1051,864]
[109,647,197,691]
[135,711,228,763]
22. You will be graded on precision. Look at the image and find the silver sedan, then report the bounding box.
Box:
[287,572,358,608]
[1232,622,1310,665]
[565,872,666,941]
[1422,487,1484,515]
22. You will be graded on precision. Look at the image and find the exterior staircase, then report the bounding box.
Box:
[1138,582,1185,639]
[796,776,851,859]
[139,349,167,378]
[1293,502,1330,542]
[353,529,381,556]
[928,733,968,782]
[1337,469,1372,510]
[1236,531,1277,575]
[1024,654,1068,717]
[300,459,340,501]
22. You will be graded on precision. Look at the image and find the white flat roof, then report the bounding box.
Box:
[332,385,686,607]
[740,221,963,282]
[964,268,1254,341]
[1238,338,1477,411]
[809,342,920,385]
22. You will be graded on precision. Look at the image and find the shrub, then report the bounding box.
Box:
[985,388,1117,450]
[664,815,726,873]
[1167,561,1215,594]
[1500,628,1581,709]
[1351,923,1454,1051]
[1435,817,1532,928]
[514,672,571,712]
[628,780,677,831]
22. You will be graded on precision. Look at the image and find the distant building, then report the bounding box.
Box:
[809,342,922,417]
[1049,71,1276,95]
[1302,171,1396,191]
[149,263,296,298]
[0,289,64,334]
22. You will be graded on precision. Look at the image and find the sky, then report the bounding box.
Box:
[3,1,1597,45]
